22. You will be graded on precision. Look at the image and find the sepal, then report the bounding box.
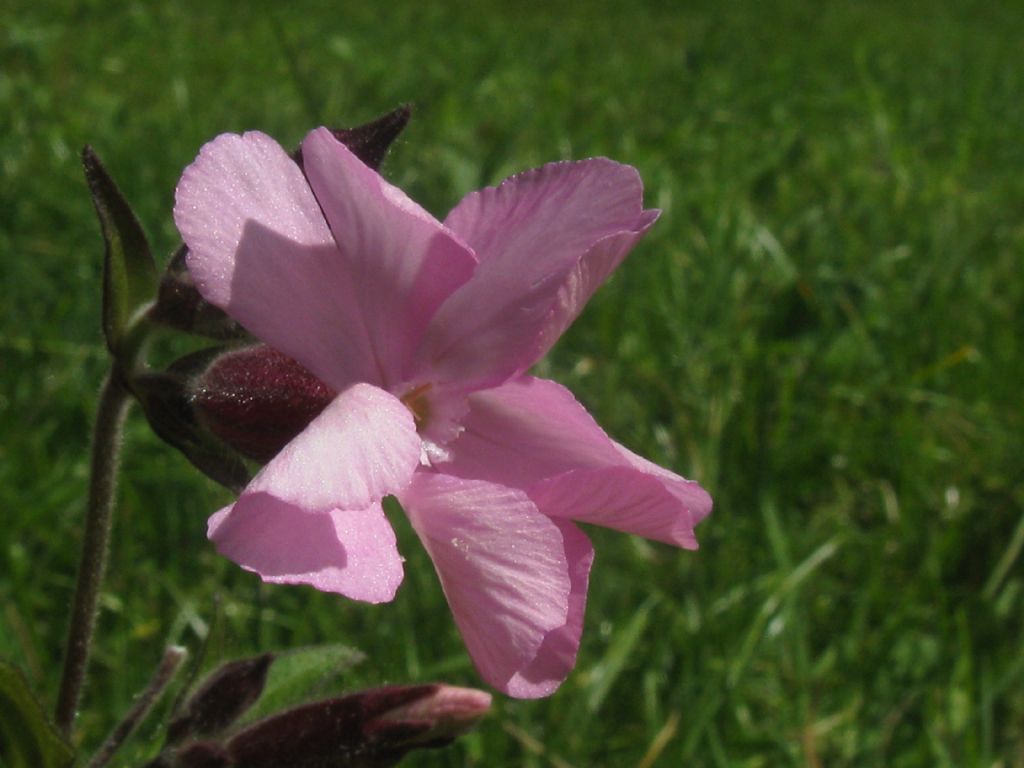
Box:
[236,644,365,725]
[150,647,486,768]
[189,344,336,463]
[131,348,253,493]
[294,104,412,171]
[167,654,274,744]
[132,344,335,490]
[148,246,249,340]
[83,145,159,363]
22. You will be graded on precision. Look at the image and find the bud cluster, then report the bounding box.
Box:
[149,652,489,768]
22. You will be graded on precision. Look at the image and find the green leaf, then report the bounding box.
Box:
[0,660,75,768]
[82,145,158,360]
[238,644,365,726]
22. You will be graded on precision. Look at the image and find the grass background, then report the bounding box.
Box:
[2,0,1022,765]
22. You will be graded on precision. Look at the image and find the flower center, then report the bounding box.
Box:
[395,381,469,466]
[399,382,433,430]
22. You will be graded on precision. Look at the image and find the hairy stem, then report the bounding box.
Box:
[55,371,132,736]
[87,646,187,768]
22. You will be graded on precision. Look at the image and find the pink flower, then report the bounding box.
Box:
[174,128,711,698]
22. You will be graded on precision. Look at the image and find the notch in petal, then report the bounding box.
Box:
[536,208,660,357]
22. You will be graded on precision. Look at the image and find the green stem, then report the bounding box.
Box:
[55,371,132,736]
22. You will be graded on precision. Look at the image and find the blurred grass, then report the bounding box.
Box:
[2,0,1022,765]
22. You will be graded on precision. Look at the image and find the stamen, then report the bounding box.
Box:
[400,383,433,428]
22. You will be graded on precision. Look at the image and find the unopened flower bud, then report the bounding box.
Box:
[375,684,492,745]
[131,345,333,491]
[293,104,411,172]
[191,345,335,463]
[167,654,274,744]
[149,245,249,340]
[218,683,490,768]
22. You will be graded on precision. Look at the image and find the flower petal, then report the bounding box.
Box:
[505,519,592,697]
[440,376,710,547]
[419,159,656,390]
[174,131,379,389]
[208,496,403,603]
[246,383,420,514]
[611,439,714,527]
[440,376,624,488]
[301,128,477,388]
[401,473,591,697]
[536,209,659,357]
[529,467,704,549]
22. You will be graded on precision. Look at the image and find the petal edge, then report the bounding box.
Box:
[402,473,585,697]
[208,497,404,603]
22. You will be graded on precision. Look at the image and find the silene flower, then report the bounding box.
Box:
[173,126,711,698]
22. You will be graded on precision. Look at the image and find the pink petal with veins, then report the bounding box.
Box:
[420,159,657,391]
[441,376,624,486]
[174,126,711,699]
[537,209,660,357]
[302,129,477,387]
[442,376,709,548]
[530,467,704,549]
[402,473,593,697]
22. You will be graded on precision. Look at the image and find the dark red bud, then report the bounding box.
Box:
[131,353,252,492]
[191,345,336,463]
[293,105,412,172]
[223,684,490,768]
[149,246,249,340]
[168,654,274,744]
[375,684,492,745]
